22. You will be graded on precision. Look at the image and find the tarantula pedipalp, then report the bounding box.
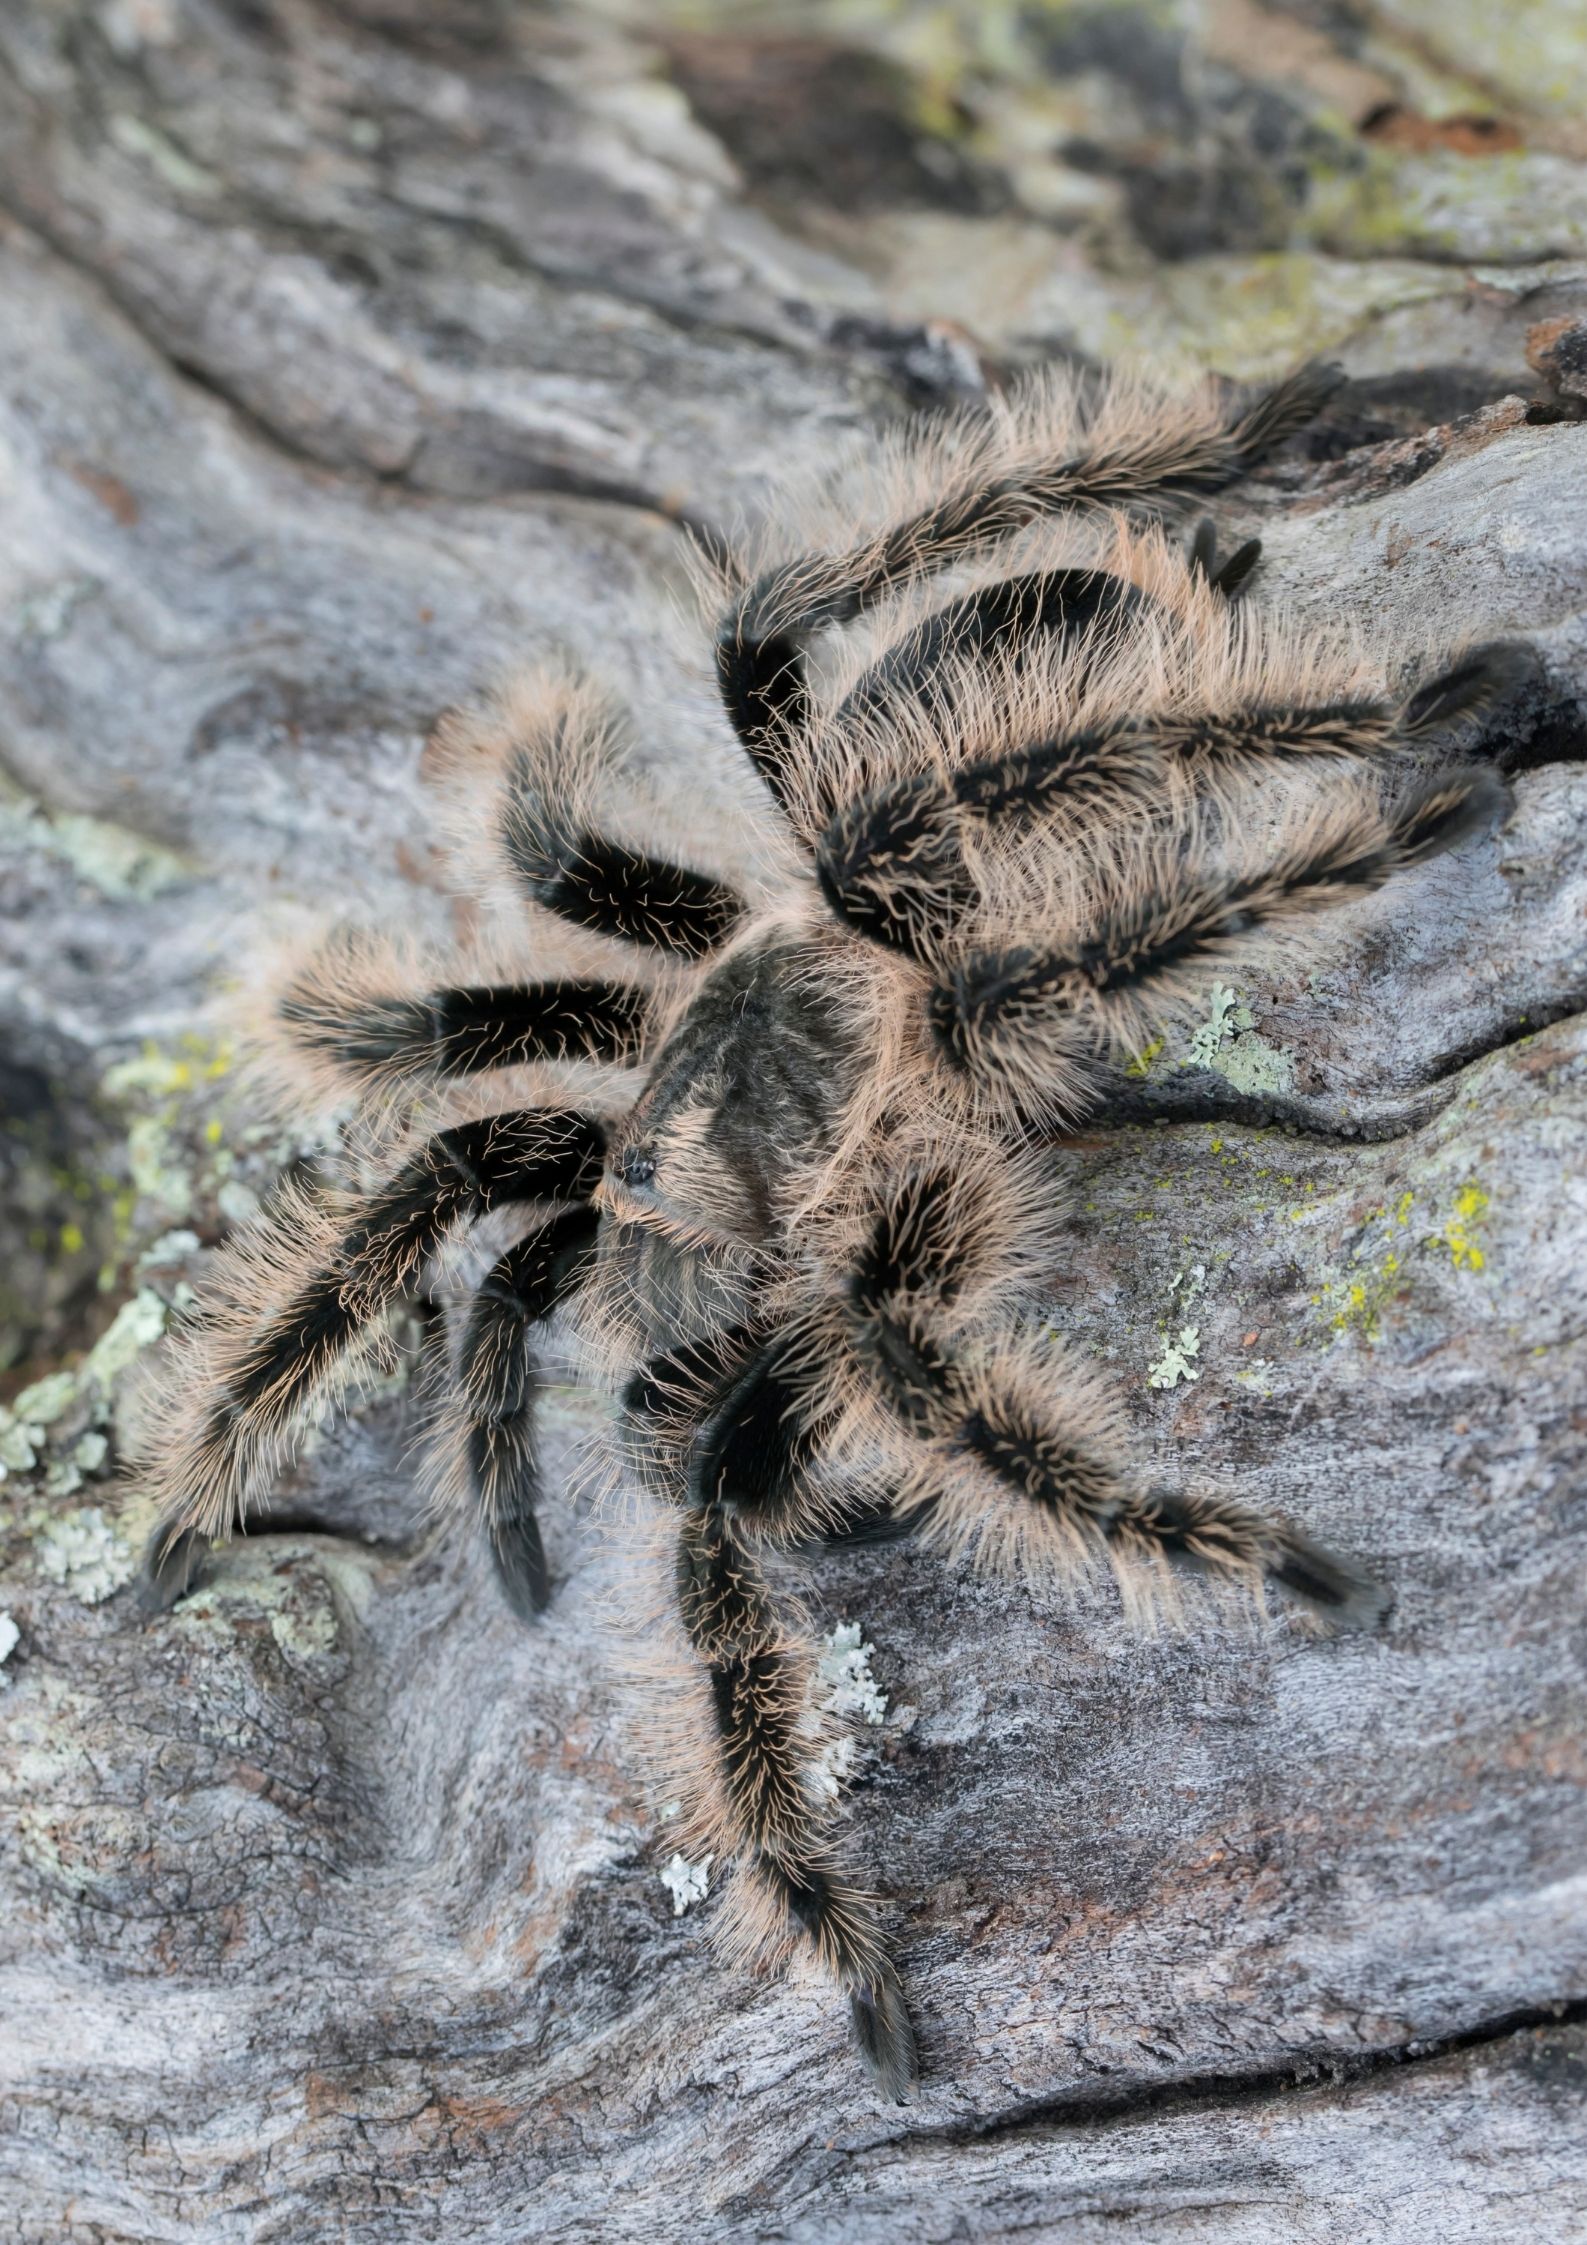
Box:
[135,359,1523,2099]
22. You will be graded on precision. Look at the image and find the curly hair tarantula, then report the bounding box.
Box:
[135,358,1523,2098]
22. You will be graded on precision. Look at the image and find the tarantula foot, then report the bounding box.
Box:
[138,1524,208,1615]
[1399,640,1538,740]
[819,1493,939,1549]
[488,1509,552,1620]
[849,1965,919,2102]
[1269,1527,1393,1634]
[1188,518,1263,601]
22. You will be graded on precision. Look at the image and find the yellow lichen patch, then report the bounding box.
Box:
[1125,1036,1164,1080]
[1431,1182,1491,1273]
[1327,1249,1405,1341]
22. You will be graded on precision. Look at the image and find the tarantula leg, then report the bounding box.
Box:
[835,566,1145,734]
[456,1205,601,1620]
[816,725,1167,961]
[278,974,651,1096]
[927,767,1507,1107]
[619,1320,768,1497]
[622,1323,930,1548]
[136,1108,606,1598]
[671,1501,918,2098]
[818,643,1528,966]
[1397,641,1537,738]
[715,361,1341,793]
[689,1332,842,1542]
[501,740,743,959]
[1188,517,1263,601]
[846,1172,1387,1627]
[136,1522,207,1617]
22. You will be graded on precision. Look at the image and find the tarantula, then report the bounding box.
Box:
[136,359,1520,2098]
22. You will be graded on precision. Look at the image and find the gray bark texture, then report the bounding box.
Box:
[1,3,1585,2240]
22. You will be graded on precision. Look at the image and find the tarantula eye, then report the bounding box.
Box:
[617,1145,658,1188]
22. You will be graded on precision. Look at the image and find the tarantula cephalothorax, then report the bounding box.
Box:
[136,360,1523,2097]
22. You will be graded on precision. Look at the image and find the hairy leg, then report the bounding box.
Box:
[842,1164,1388,1626]
[136,1108,605,1607]
[925,766,1505,1118]
[449,1205,601,1618]
[276,970,651,1100]
[433,669,748,959]
[815,647,1524,965]
[623,1320,918,2095]
[714,361,1342,806]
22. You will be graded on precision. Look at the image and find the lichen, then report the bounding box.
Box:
[82,1288,168,1391]
[1184,982,1297,1096]
[35,1507,135,1605]
[819,1621,888,1727]
[1186,984,1245,1068]
[11,1372,76,1427]
[1147,1325,1202,1389]
[659,1852,712,1917]
[0,1413,43,1477]
[0,773,189,903]
[1430,1181,1491,1272]
[1313,1190,1416,1342]
[107,112,222,196]
[0,1611,19,1685]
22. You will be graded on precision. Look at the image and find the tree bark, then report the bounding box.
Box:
[0,5,1584,2240]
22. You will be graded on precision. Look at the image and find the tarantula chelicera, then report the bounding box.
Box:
[137,360,1521,2098]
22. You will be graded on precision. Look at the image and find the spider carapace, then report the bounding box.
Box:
[136,360,1524,2097]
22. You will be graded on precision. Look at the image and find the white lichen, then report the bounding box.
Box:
[216,1180,263,1227]
[136,1228,202,1271]
[73,1432,109,1475]
[1147,1325,1202,1389]
[0,1413,44,1478]
[1184,982,1296,1096]
[819,1621,888,1726]
[81,1288,167,1392]
[659,1852,712,1917]
[1187,983,1246,1068]
[35,1507,135,1605]
[0,1611,19,1685]
[10,1371,76,1427]
[814,1735,862,1802]
[0,771,188,902]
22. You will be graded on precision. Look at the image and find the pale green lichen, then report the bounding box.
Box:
[1148,1262,1208,1389]
[126,1115,194,1218]
[36,1506,135,1604]
[107,112,221,195]
[165,1549,344,1661]
[0,1414,43,1476]
[1147,1325,1201,1388]
[2,1290,166,1517]
[0,774,189,904]
[1185,983,1297,1096]
[1187,984,1246,1069]
[13,575,100,641]
[11,1371,77,1427]
[82,1288,168,1391]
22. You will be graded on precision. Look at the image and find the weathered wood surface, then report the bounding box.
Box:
[1,4,1585,2240]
